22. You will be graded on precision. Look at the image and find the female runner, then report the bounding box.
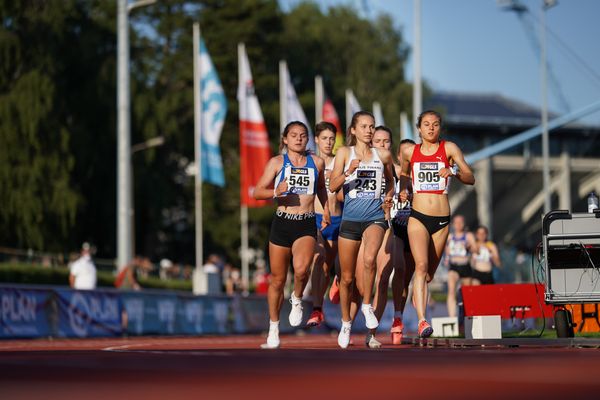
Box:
[471,225,501,285]
[253,121,330,349]
[306,121,343,327]
[329,111,395,349]
[399,110,475,338]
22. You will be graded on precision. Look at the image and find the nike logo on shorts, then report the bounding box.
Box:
[439,221,448,225]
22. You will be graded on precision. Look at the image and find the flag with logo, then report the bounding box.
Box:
[238,44,271,207]
[198,38,227,186]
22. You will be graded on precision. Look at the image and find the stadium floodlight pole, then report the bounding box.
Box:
[117,0,156,272]
[412,0,422,131]
[540,0,556,214]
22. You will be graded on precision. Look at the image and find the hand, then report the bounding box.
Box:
[320,210,331,231]
[382,196,393,210]
[382,196,393,220]
[274,180,288,197]
[439,167,454,179]
[348,158,361,174]
[399,189,411,203]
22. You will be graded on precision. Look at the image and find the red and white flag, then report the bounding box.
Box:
[237,43,271,207]
[322,96,344,153]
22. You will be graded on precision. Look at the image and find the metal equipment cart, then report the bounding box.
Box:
[542,210,600,337]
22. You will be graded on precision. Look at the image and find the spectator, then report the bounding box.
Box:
[159,258,173,280]
[115,256,143,290]
[253,261,270,296]
[69,242,97,290]
[230,267,243,293]
[202,254,223,294]
[203,254,223,274]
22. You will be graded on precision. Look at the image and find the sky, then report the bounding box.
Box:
[279,0,600,125]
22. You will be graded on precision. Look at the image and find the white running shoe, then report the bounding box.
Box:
[260,326,280,349]
[288,294,303,327]
[338,321,352,349]
[365,333,382,349]
[361,304,379,329]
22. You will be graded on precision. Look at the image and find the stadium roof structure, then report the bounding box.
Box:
[426,91,557,128]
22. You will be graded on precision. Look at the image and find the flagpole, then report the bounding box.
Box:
[193,22,203,272]
[413,0,422,124]
[279,60,287,133]
[315,75,323,125]
[238,43,250,295]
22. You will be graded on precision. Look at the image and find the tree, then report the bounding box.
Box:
[0,0,417,273]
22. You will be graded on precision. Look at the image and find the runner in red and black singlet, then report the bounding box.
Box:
[398,110,475,338]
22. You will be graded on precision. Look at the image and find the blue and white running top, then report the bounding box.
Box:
[342,147,385,222]
[275,153,318,196]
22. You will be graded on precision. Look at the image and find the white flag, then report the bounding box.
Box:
[281,62,315,152]
[345,89,362,128]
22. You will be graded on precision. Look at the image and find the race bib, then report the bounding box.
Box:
[347,168,382,199]
[285,166,315,195]
[413,161,446,192]
[392,206,411,226]
[449,240,467,257]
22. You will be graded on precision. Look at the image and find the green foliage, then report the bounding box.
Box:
[0,0,116,252]
[0,262,192,291]
[0,0,416,271]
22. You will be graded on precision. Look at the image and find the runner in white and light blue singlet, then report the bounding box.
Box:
[342,146,385,222]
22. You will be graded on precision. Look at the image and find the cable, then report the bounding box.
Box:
[531,242,546,338]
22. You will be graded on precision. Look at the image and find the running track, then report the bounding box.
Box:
[1,334,600,399]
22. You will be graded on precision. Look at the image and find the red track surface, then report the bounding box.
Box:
[1,334,600,399]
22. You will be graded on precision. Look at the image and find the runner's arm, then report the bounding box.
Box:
[253,156,282,200]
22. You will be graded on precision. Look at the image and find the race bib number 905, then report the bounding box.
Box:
[414,162,445,192]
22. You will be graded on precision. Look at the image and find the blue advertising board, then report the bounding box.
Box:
[55,289,122,337]
[0,287,52,338]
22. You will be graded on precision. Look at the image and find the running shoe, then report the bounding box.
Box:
[306,309,324,327]
[418,319,433,338]
[329,276,340,304]
[365,333,382,349]
[390,317,404,345]
[338,322,352,349]
[260,327,280,349]
[288,294,303,327]
[361,304,379,329]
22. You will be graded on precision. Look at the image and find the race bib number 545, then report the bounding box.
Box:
[286,166,315,195]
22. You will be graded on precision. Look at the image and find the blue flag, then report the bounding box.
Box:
[199,39,227,187]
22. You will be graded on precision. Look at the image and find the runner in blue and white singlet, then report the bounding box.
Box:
[328,111,395,349]
[253,121,330,350]
[341,146,385,222]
